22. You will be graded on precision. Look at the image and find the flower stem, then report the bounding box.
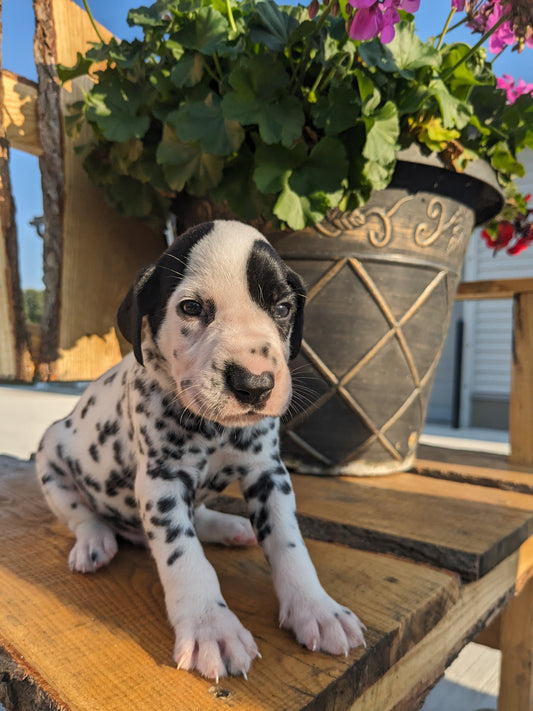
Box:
[442,12,512,82]
[211,53,223,82]
[490,46,507,66]
[436,9,456,50]
[225,0,237,33]
[82,0,105,44]
[290,0,335,91]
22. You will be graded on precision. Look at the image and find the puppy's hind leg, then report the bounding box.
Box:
[194,505,257,547]
[36,442,118,574]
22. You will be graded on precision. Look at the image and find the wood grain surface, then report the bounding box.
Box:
[0,457,460,711]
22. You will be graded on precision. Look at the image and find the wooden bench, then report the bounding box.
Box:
[2,451,533,711]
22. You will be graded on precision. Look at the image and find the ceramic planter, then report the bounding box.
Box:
[268,147,504,475]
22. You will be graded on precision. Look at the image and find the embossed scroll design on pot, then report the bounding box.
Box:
[315,197,469,254]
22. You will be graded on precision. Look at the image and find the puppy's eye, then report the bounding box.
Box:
[180,300,204,317]
[275,302,292,319]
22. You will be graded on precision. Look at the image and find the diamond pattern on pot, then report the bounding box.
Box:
[303,259,390,379]
[282,256,449,467]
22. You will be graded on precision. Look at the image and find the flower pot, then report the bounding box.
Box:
[268,147,504,475]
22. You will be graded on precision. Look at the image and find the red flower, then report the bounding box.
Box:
[481,221,514,251]
[507,226,533,256]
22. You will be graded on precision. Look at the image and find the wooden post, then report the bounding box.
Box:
[498,576,533,710]
[509,292,533,467]
[32,0,64,380]
[32,0,165,381]
[0,2,33,381]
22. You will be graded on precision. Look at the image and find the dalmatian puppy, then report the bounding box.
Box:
[36,220,365,681]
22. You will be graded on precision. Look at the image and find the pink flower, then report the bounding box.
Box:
[308,0,320,18]
[451,0,465,9]
[497,74,533,104]
[486,3,516,53]
[348,0,420,43]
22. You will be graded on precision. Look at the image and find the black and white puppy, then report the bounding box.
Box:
[36,220,365,681]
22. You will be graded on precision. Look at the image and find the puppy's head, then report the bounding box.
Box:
[118,220,305,427]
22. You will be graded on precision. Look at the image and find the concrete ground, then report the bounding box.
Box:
[0,383,502,710]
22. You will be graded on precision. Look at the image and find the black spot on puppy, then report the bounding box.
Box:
[89,444,99,462]
[80,395,96,419]
[157,496,177,513]
[167,549,183,566]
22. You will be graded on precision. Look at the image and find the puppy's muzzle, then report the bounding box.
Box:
[225,363,275,406]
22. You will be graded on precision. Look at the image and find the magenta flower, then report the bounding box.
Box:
[497,74,533,104]
[451,0,465,9]
[348,0,421,43]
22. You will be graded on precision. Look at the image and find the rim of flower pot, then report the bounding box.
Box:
[394,144,505,226]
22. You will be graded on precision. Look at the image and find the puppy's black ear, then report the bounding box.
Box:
[287,269,306,360]
[117,264,158,366]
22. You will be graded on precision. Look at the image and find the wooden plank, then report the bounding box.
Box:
[349,550,519,711]
[456,278,533,301]
[509,292,533,467]
[498,575,533,711]
[417,443,511,470]
[268,473,533,581]
[1,70,42,156]
[0,457,460,711]
[414,458,533,495]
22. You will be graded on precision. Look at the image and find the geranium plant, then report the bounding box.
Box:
[61,0,533,250]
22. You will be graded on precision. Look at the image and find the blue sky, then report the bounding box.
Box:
[3,0,533,290]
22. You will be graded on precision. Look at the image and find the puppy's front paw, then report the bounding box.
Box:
[280,592,366,656]
[68,520,118,573]
[173,603,259,681]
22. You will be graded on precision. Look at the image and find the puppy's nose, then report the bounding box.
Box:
[225,363,275,405]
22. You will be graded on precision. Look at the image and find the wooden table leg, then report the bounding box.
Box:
[498,576,533,710]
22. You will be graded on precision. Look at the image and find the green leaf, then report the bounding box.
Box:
[109,139,144,175]
[362,101,399,165]
[170,53,205,88]
[173,6,230,55]
[358,40,406,76]
[248,1,299,51]
[386,21,441,71]
[311,83,361,135]
[255,139,347,229]
[212,146,275,220]
[167,92,244,156]
[85,75,150,141]
[491,145,525,177]
[156,125,223,194]
[428,78,471,129]
[56,52,93,83]
[127,5,167,29]
[363,158,396,191]
[253,143,306,194]
[273,180,307,230]
[222,56,303,146]
[290,137,348,198]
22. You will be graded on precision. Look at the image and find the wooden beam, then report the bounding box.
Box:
[0,70,42,157]
[509,292,533,467]
[456,278,533,301]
